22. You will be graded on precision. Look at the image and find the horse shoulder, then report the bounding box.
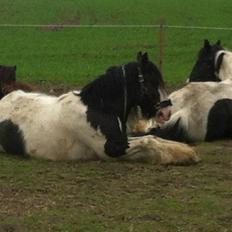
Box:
[56,93,106,157]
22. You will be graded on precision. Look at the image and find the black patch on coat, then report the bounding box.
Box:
[80,65,131,157]
[0,119,26,155]
[146,118,189,142]
[87,108,129,157]
[205,99,232,141]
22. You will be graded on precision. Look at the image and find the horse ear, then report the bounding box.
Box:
[204,39,211,50]
[137,52,149,64]
[142,52,149,63]
[216,40,221,46]
[14,65,17,71]
[137,51,143,62]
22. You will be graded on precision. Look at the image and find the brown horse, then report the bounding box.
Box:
[0,65,36,99]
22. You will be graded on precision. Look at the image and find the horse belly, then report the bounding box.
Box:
[25,136,98,161]
[22,114,105,161]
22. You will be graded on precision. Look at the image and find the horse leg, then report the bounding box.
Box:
[121,136,200,165]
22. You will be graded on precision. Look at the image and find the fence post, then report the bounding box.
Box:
[159,19,165,76]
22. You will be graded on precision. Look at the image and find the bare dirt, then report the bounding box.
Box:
[0,140,232,231]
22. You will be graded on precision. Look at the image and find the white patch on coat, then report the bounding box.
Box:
[158,87,169,102]
[217,50,232,80]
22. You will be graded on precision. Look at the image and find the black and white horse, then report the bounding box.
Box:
[0,52,198,165]
[148,40,232,142]
[151,80,232,142]
[188,39,232,82]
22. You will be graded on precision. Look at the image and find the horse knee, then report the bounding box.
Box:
[104,139,129,157]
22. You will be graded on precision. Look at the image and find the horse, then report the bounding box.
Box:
[146,40,232,142]
[0,52,199,165]
[187,39,232,82]
[149,80,232,142]
[0,65,36,99]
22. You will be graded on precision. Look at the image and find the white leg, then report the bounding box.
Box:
[121,136,200,165]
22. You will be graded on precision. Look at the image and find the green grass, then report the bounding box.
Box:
[0,0,232,86]
[0,0,231,26]
[1,2,232,231]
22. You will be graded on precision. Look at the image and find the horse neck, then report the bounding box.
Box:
[80,71,138,122]
[219,51,232,80]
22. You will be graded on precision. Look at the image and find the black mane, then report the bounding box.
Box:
[80,62,139,121]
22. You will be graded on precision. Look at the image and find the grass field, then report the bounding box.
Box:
[0,0,232,85]
[1,1,232,231]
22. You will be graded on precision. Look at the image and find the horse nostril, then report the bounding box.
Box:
[157,111,163,117]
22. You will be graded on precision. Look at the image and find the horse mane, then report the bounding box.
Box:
[79,63,141,157]
[80,62,139,118]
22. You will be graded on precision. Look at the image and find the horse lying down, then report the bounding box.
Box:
[151,80,232,142]
[148,40,232,142]
[188,39,232,82]
[0,52,199,165]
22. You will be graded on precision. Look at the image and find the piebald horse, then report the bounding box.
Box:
[149,40,232,142]
[0,52,198,165]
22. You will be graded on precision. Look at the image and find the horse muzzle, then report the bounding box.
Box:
[155,99,172,124]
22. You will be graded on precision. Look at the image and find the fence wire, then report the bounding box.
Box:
[0,24,232,31]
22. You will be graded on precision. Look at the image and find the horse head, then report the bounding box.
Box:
[0,65,17,98]
[188,39,224,82]
[128,52,171,124]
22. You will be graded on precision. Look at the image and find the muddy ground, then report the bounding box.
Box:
[0,141,232,232]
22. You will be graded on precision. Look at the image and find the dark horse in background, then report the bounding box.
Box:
[0,65,36,99]
[148,40,232,143]
[187,39,232,82]
[0,52,198,165]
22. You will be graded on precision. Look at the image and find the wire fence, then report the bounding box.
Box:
[0,24,232,31]
[2,23,232,73]
[1,23,232,84]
